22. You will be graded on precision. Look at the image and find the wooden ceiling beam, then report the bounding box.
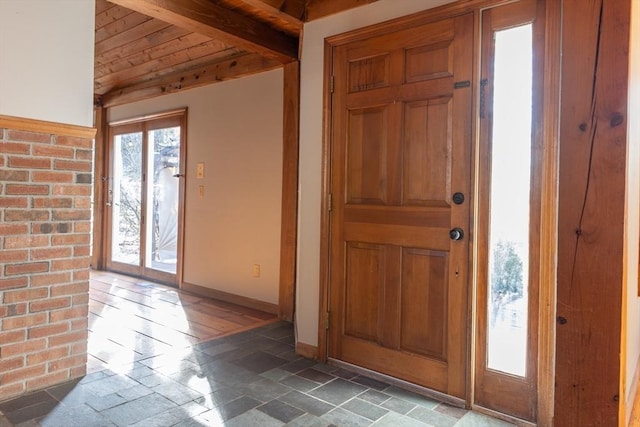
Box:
[305,0,379,21]
[100,53,282,107]
[108,0,298,62]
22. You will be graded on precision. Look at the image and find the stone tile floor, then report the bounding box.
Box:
[0,321,513,426]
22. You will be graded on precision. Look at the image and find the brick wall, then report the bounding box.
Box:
[0,125,92,401]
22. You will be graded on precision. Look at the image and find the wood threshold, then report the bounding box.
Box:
[471,405,537,427]
[0,114,96,139]
[182,281,279,315]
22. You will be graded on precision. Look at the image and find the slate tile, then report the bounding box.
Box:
[2,398,59,425]
[101,393,177,427]
[196,387,243,410]
[280,391,335,416]
[82,374,140,397]
[226,408,285,427]
[234,377,292,402]
[454,411,516,426]
[380,397,416,415]
[331,368,358,380]
[296,368,335,384]
[127,401,208,427]
[284,413,332,427]
[258,399,305,423]
[351,375,390,391]
[152,379,203,405]
[322,407,372,427]
[280,375,321,393]
[370,412,429,427]
[219,396,261,421]
[341,398,388,421]
[407,406,458,427]
[232,351,289,374]
[281,358,318,374]
[0,391,53,414]
[308,378,367,406]
[383,387,438,409]
[261,368,293,382]
[358,389,390,405]
[434,402,468,419]
[37,403,114,427]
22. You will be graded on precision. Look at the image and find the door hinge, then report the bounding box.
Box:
[330,75,335,93]
[327,193,333,212]
[325,311,330,330]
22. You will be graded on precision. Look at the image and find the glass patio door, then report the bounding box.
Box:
[106,111,186,286]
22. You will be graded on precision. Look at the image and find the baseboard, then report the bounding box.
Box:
[296,342,319,360]
[181,282,278,315]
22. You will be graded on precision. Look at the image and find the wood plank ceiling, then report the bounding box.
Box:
[94,0,378,108]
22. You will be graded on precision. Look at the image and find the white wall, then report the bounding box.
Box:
[0,0,95,127]
[626,0,640,421]
[110,69,284,304]
[296,0,457,345]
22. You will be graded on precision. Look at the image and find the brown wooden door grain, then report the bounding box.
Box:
[328,13,473,398]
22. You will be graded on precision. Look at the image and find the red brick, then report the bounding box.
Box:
[55,135,92,149]
[51,234,90,246]
[72,294,89,306]
[5,303,27,317]
[32,145,74,158]
[0,383,25,401]
[51,282,88,297]
[0,170,29,182]
[2,314,48,332]
[31,247,72,260]
[4,235,49,249]
[0,224,29,235]
[0,277,28,291]
[26,370,71,391]
[49,354,86,373]
[32,197,73,208]
[71,341,87,356]
[5,210,50,222]
[7,129,52,143]
[51,257,90,271]
[30,272,71,286]
[52,184,91,196]
[30,297,71,312]
[0,356,25,373]
[28,322,69,339]
[0,141,30,154]
[0,330,26,345]
[75,149,93,160]
[0,249,25,265]
[26,346,68,365]
[48,331,87,348]
[0,337,46,357]
[73,222,91,233]
[0,157,4,167]
[5,184,49,195]
[52,209,91,221]
[71,317,88,331]
[72,270,90,282]
[50,306,88,322]
[0,197,29,208]
[5,262,50,276]
[73,246,91,257]
[3,287,49,303]
[32,171,74,183]
[1,364,46,385]
[54,159,91,172]
[70,365,86,379]
[8,156,51,169]
[74,197,92,209]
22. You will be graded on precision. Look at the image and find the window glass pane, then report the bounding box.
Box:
[145,127,180,274]
[112,132,143,266]
[487,24,533,377]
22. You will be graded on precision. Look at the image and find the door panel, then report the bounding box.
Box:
[329,14,473,398]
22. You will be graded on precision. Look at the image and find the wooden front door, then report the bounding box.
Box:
[327,13,473,398]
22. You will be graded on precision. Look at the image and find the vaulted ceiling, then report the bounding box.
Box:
[94,0,378,108]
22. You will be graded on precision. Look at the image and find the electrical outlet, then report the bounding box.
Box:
[198,185,204,198]
[252,264,261,278]
[196,162,205,179]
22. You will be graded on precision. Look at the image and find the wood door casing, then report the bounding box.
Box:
[328,13,473,398]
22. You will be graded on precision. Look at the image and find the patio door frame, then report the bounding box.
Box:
[104,108,187,287]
